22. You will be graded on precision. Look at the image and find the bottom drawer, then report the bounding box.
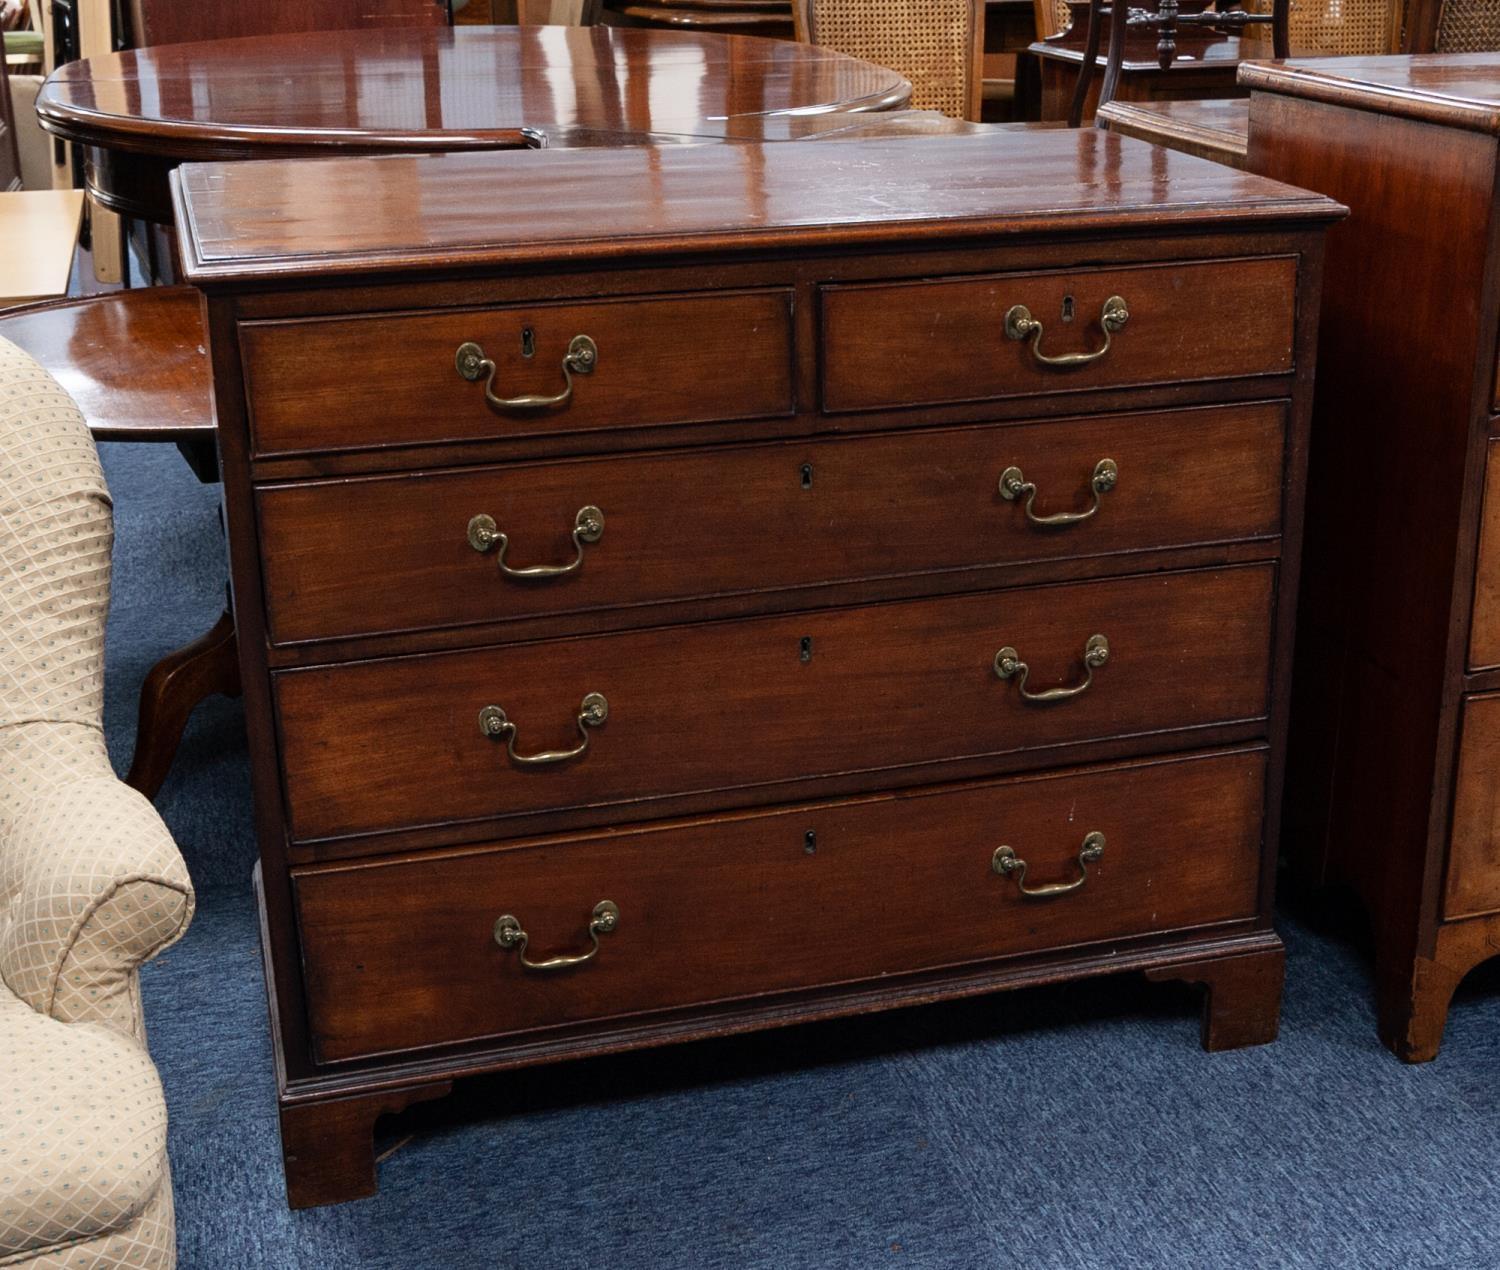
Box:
[295,747,1267,1063]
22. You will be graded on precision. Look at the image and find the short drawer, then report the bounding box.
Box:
[1471,441,1500,670]
[239,290,795,456]
[295,747,1267,1062]
[820,257,1296,413]
[274,564,1275,843]
[1445,692,1500,919]
[257,402,1286,645]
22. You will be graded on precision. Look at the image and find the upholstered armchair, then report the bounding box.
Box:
[0,337,194,1268]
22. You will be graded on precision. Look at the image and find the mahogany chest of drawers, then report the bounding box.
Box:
[1246,54,1500,1062]
[172,129,1340,1207]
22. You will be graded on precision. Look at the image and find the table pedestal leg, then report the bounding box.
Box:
[125,609,241,798]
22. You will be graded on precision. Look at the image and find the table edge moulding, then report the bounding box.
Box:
[34,25,913,225]
[171,130,1343,1207]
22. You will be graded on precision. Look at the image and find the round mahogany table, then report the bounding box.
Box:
[35,25,912,224]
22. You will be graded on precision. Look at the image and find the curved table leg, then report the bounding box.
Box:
[125,608,241,798]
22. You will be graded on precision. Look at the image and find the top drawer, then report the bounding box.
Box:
[820,257,1297,413]
[239,290,795,456]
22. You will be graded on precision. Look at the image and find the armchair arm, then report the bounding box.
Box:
[0,771,194,1037]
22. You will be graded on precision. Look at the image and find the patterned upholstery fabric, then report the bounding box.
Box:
[0,997,169,1267]
[0,337,193,1268]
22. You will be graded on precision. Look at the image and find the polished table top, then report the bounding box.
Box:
[36,25,912,157]
[174,129,1344,286]
[0,288,211,442]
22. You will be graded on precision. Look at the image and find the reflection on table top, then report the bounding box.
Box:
[0,288,211,442]
[36,25,913,157]
[172,128,1344,286]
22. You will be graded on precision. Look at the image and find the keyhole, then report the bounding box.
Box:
[800,463,814,490]
[804,829,818,855]
[1061,296,1075,323]
[521,327,536,358]
[800,636,813,663]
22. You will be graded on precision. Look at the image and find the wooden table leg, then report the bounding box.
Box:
[125,608,242,798]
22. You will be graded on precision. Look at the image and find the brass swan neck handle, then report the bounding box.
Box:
[1005,295,1129,369]
[456,334,598,413]
[494,901,619,971]
[467,506,604,580]
[478,693,608,766]
[1000,459,1118,527]
[994,634,1110,704]
[993,832,1105,899]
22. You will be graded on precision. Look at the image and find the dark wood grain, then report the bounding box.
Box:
[180,132,1336,1203]
[1098,98,1249,170]
[1250,57,1500,1061]
[1144,943,1284,1051]
[0,288,212,443]
[1470,443,1500,669]
[125,611,241,798]
[296,747,1266,1062]
[239,290,794,456]
[821,256,1296,412]
[35,25,911,222]
[279,1081,452,1210]
[1242,53,1500,136]
[274,565,1274,844]
[170,130,1342,286]
[255,402,1285,646]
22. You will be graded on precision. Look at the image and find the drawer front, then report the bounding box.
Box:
[821,257,1296,413]
[257,403,1286,645]
[240,290,795,456]
[295,748,1267,1062]
[1470,442,1500,670]
[275,565,1275,843]
[1445,692,1500,919]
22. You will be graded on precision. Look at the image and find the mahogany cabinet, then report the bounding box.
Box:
[1244,54,1500,1062]
[171,130,1340,1206]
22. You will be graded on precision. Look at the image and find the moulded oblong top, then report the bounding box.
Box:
[170,128,1347,286]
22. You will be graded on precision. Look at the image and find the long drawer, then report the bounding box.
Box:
[294,747,1267,1063]
[257,402,1286,646]
[239,289,795,456]
[274,564,1275,843]
[821,257,1297,413]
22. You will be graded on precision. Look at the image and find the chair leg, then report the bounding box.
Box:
[1271,0,1290,58]
[1068,0,1108,127]
[1095,0,1131,123]
[125,609,241,798]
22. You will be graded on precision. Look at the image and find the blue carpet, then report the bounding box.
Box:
[99,441,1500,1270]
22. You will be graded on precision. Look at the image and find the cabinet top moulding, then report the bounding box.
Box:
[1240,52,1500,136]
[169,131,1344,287]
